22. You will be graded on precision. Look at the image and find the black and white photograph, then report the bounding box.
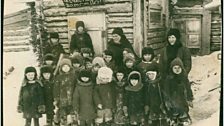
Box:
[2,0,222,126]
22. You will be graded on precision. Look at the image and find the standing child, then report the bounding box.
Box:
[123,54,138,76]
[73,69,97,126]
[113,68,128,125]
[17,66,45,126]
[70,21,94,55]
[94,67,116,126]
[144,63,169,126]
[164,57,193,126]
[53,58,76,126]
[123,71,145,126]
[103,49,116,71]
[40,65,55,126]
[137,47,156,74]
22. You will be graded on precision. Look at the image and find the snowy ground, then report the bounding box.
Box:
[3,49,222,126]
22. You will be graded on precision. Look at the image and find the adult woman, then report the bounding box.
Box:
[159,28,192,81]
[107,27,138,66]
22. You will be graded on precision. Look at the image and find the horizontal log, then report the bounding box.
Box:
[45,16,68,22]
[107,22,133,28]
[46,21,68,27]
[108,17,133,23]
[59,38,69,44]
[211,32,221,36]
[147,31,165,39]
[173,8,203,15]
[47,27,68,33]
[3,42,30,46]
[4,12,29,25]
[3,39,30,44]
[3,25,28,31]
[44,2,132,16]
[148,27,165,32]
[107,12,133,17]
[4,48,30,52]
[147,42,166,50]
[211,23,221,29]
[4,35,30,41]
[3,29,29,36]
[4,8,29,18]
[105,0,131,3]
[210,45,221,51]
[147,37,164,44]
[211,37,221,43]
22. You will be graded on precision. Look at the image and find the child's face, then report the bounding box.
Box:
[43,72,51,80]
[50,38,59,45]
[73,63,81,68]
[116,72,124,81]
[85,62,93,69]
[104,55,112,63]
[78,26,84,33]
[81,77,90,82]
[45,60,53,65]
[62,65,71,73]
[172,65,182,74]
[123,51,128,57]
[143,54,152,62]
[92,65,100,72]
[168,35,177,45]
[83,53,90,58]
[130,79,138,86]
[146,71,157,80]
[100,77,110,84]
[72,51,80,57]
[26,72,36,81]
[125,61,134,68]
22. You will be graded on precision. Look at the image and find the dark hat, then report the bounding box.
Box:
[129,73,140,80]
[79,69,91,78]
[124,54,135,63]
[40,65,53,74]
[81,48,92,54]
[112,27,124,36]
[142,47,155,60]
[71,55,84,65]
[25,66,37,74]
[167,28,181,39]
[104,49,113,57]
[76,21,85,30]
[170,57,184,69]
[145,62,159,73]
[49,32,59,39]
[44,53,55,61]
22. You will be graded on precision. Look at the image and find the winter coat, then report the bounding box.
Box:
[93,80,116,109]
[144,76,167,120]
[44,42,65,63]
[18,80,45,118]
[159,45,192,80]
[72,80,96,120]
[105,60,117,72]
[107,37,137,66]
[70,31,94,54]
[114,79,128,124]
[40,78,54,115]
[124,71,145,115]
[164,58,193,113]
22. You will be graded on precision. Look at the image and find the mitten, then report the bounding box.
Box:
[38,105,46,113]
[97,104,103,109]
[67,114,73,124]
[17,105,23,113]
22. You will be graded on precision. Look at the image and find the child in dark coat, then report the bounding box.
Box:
[113,68,128,125]
[103,49,116,71]
[45,32,65,63]
[73,69,96,126]
[123,71,145,126]
[164,57,193,126]
[94,67,116,126]
[137,47,156,74]
[144,63,169,126]
[53,58,76,126]
[17,66,45,126]
[40,65,55,126]
[70,21,94,55]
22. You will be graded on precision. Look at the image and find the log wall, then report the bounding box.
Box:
[210,10,221,51]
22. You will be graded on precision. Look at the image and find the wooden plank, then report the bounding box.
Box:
[147,42,166,50]
[107,12,133,17]
[148,27,165,32]
[3,29,29,36]
[107,22,133,28]
[201,9,211,55]
[3,25,28,31]
[108,17,133,22]
[211,37,221,43]
[44,3,132,16]
[147,37,164,45]
[4,8,29,18]
[47,27,68,33]
[4,12,29,25]
[45,16,68,22]
[3,35,30,41]
[173,7,203,15]
[3,48,30,52]
[46,21,68,27]
[147,31,165,39]
[3,42,30,46]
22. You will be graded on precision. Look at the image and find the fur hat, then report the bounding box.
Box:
[97,67,113,82]
[167,28,181,40]
[44,53,55,61]
[49,32,59,39]
[25,66,37,74]
[60,58,72,68]
[170,57,184,69]
[142,47,155,60]
[76,21,85,30]
[92,57,106,67]
[103,49,113,57]
[129,72,140,80]
[40,65,53,74]
[123,54,135,63]
[145,62,159,73]
[71,55,84,65]
[81,48,92,54]
[79,69,91,79]
[112,27,124,36]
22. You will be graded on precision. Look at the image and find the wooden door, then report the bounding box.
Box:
[67,12,106,56]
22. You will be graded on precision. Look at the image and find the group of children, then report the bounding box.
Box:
[18,44,193,126]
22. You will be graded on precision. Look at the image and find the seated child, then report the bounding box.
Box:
[123,71,145,126]
[94,67,116,126]
[73,69,96,126]
[17,66,45,126]
[40,65,55,126]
